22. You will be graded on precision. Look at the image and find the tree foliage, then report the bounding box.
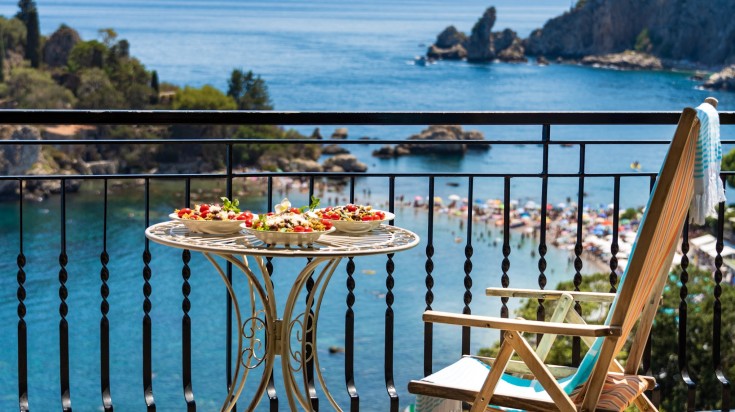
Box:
[67,40,107,72]
[2,67,76,108]
[174,85,237,110]
[0,16,26,54]
[150,70,159,104]
[0,32,5,82]
[76,68,125,109]
[25,7,40,68]
[722,148,735,188]
[635,28,652,53]
[227,68,273,110]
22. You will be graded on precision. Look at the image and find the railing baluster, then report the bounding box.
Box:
[182,178,196,411]
[536,125,550,344]
[17,180,29,412]
[572,145,586,367]
[225,145,235,412]
[345,176,359,410]
[609,177,620,292]
[305,175,318,410]
[142,178,156,411]
[264,176,277,410]
[423,177,435,377]
[385,176,398,411]
[678,218,696,410]
[644,175,659,407]
[100,179,113,411]
[714,176,731,409]
[59,179,72,412]
[501,177,511,319]
[461,176,474,356]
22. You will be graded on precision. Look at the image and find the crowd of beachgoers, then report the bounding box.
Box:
[200,175,732,282]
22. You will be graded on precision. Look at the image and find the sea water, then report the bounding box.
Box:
[0,1,733,410]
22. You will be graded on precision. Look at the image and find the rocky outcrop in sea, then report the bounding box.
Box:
[427,7,526,63]
[373,125,489,158]
[580,51,663,70]
[703,66,735,91]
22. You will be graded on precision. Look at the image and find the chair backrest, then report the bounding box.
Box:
[567,106,701,391]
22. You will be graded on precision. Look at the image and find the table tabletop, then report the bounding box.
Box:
[145,220,420,258]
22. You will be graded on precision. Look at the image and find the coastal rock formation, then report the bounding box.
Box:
[465,7,497,61]
[285,158,323,173]
[703,65,735,91]
[580,51,663,70]
[322,144,350,155]
[331,128,348,139]
[525,0,735,68]
[0,126,42,199]
[322,154,367,173]
[427,26,467,60]
[372,144,410,158]
[372,125,489,158]
[310,127,323,139]
[427,7,527,63]
[43,25,81,68]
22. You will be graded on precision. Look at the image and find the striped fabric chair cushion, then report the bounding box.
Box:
[571,374,649,411]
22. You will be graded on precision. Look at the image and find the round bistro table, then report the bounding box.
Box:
[145,221,420,411]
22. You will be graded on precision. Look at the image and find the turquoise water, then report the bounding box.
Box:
[0,1,734,411]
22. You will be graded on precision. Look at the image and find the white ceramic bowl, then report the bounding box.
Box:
[327,211,395,234]
[169,213,244,235]
[242,226,335,245]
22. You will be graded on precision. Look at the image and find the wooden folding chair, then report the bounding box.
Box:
[408,98,718,411]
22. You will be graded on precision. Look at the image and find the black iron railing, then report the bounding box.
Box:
[1,109,734,411]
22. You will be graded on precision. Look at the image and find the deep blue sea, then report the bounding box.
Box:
[0,1,734,411]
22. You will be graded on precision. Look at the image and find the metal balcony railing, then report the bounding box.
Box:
[0,109,734,411]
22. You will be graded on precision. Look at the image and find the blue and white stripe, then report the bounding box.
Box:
[691,102,726,225]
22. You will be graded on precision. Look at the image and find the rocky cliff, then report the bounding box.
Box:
[427,7,526,63]
[525,0,735,68]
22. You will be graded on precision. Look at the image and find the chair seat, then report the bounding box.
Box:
[409,357,652,412]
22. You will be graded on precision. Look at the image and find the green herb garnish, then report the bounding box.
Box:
[221,197,240,213]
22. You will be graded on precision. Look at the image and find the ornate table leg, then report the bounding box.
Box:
[281,256,344,411]
[205,253,278,412]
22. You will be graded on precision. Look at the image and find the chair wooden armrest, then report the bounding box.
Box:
[423,310,620,338]
[485,287,616,303]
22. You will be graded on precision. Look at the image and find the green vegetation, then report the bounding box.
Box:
[174,85,237,110]
[478,268,735,411]
[722,148,735,188]
[620,207,640,221]
[0,32,5,82]
[150,70,159,104]
[227,68,273,110]
[3,67,76,108]
[635,28,652,53]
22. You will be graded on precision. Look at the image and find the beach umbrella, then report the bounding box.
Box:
[434,196,443,204]
[524,200,538,210]
[448,194,461,201]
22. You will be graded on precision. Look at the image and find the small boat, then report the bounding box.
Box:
[630,161,642,171]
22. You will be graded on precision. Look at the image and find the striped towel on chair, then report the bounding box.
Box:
[690,102,726,225]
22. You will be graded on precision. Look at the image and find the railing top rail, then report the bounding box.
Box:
[2,109,735,125]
